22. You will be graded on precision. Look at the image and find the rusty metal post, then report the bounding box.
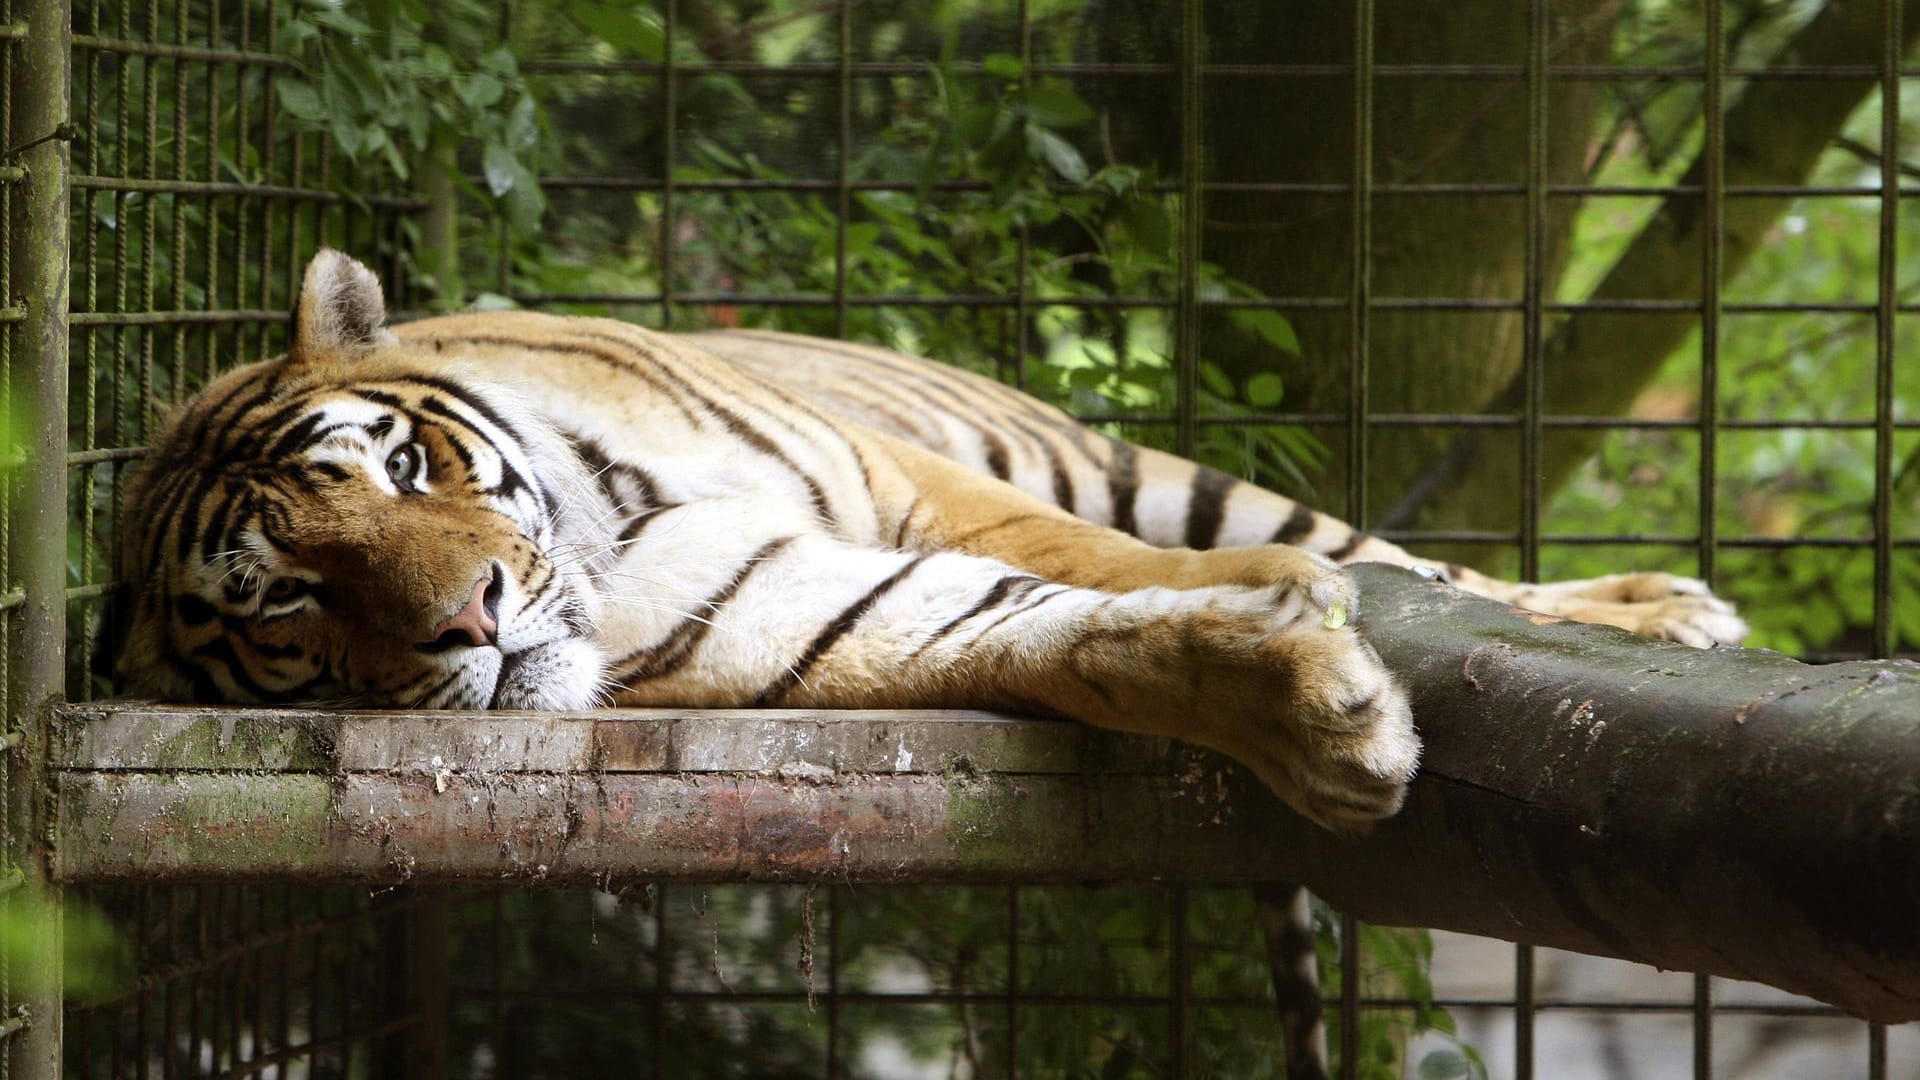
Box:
[6,0,67,1073]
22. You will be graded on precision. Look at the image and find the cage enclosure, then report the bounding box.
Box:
[0,0,1916,1077]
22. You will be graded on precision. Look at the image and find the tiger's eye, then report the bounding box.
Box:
[263,577,305,605]
[386,443,424,487]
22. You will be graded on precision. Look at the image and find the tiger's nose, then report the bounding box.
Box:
[425,569,501,650]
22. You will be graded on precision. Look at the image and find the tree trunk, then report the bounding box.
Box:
[1197,1,1614,534]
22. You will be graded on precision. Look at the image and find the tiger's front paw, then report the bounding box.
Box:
[1256,628,1420,830]
[1191,592,1418,831]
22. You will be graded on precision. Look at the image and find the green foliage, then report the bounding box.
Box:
[0,890,131,1003]
[455,883,1471,1077]
[273,0,548,249]
[1543,67,1920,657]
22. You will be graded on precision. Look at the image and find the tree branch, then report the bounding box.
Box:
[1382,0,1920,533]
[1334,564,1920,1024]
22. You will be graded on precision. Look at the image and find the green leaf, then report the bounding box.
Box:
[312,7,375,36]
[1025,83,1093,128]
[1117,195,1171,255]
[330,113,365,158]
[1246,371,1285,407]
[507,95,539,151]
[483,141,519,197]
[1231,308,1302,355]
[1418,1049,1470,1080]
[1199,361,1235,399]
[982,53,1023,79]
[1026,126,1088,183]
[457,72,504,110]
[572,2,665,60]
[273,77,326,122]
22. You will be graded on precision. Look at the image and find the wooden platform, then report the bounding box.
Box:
[55,704,1298,885]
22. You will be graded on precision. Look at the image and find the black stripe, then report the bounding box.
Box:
[404,374,525,448]
[416,394,525,498]
[228,393,325,460]
[723,331,1018,487]
[1272,504,1317,545]
[263,412,328,460]
[352,387,411,411]
[614,537,796,683]
[752,556,927,706]
[618,505,679,542]
[1005,416,1075,512]
[189,635,282,703]
[414,667,470,710]
[892,497,920,548]
[173,594,217,626]
[639,358,837,524]
[1185,468,1237,550]
[179,371,275,460]
[967,581,1069,641]
[566,430,665,523]
[983,432,1012,480]
[1328,530,1369,562]
[908,573,1042,660]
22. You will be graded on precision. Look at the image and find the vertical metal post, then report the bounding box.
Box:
[1336,912,1358,1080]
[1168,885,1189,1079]
[1513,942,1534,1080]
[1872,0,1901,661]
[832,0,850,343]
[1174,0,1203,459]
[1692,973,1713,1079]
[658,0,677,331]
[402,896,449,1080]
[1011,0,1031,391]
[1693,2,1726,1065]
[1520,0,1546,584]
[1866,0,1899,1065]
[1516,3,1548,1075]
[7,0,68,1073]
[1698,0,1724,594]
[1339,7,1372,1075]
[1345,0,1372,527]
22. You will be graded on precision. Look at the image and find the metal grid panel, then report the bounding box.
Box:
[0,0,1903,1076]
[44,2,425,1077]
[490,2,1915,1078]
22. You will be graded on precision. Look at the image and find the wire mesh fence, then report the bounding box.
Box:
[0,0,1911,1076]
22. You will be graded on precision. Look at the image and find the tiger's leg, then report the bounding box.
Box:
[595,500,1415,830]
[979,429,1747,648]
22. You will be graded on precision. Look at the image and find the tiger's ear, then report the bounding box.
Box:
[289,249,396,364]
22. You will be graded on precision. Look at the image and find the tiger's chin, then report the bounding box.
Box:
[486,638,607,711]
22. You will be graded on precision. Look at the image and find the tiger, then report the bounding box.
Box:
[114,250,1747,831]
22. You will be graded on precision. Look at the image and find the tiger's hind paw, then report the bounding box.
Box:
[1509,572,1749,648]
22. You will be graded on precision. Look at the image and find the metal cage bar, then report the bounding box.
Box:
[5,0,1913,1076]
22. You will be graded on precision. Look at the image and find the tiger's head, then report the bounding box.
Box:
[114,250,613,709]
